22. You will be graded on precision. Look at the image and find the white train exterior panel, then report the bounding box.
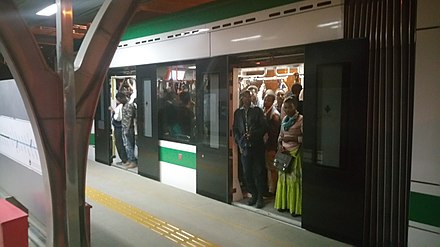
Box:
[110,32,210,68]
[111,0,344,67]
[408,227,440,247]
[210,5,343,56]
[411,27,440,186]
[408,0,440,245]
[160,161,196,194]
[416,0,440,29]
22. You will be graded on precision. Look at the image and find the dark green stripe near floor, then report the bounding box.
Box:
[122,0,301,41]
[160,147,196,169]
[409,191,440,227]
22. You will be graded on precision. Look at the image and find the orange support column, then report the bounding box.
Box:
[0,198,28,247]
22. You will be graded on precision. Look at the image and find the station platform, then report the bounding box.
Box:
[80,160,349,247]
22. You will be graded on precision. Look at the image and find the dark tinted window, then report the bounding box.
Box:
[157,64,196,144]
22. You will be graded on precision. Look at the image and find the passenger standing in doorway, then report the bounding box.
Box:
[280,83,303,119]
[275,96,303,216]
[233,90,268,208]
[122,79,138,135]
[247,85,262,108]
[291,83,303,115]
[109,92,128,166]
[121,90,137,169]
[263,90,281,195]
[274,89,286,116]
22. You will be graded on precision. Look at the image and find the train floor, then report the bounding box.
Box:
[82,160,350,247]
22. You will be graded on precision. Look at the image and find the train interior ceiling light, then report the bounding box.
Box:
[239,64,303,81]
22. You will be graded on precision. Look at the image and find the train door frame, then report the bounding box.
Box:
[230,67,242,202]
[228,46,305,216]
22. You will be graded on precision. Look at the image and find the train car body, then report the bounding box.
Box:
[103,0,371,245]
[101,0,439,245]
[107,0,343,193]
[0,0,437,246]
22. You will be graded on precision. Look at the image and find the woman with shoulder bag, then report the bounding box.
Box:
[274,96,303,216]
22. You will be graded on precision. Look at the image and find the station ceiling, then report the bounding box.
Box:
[11,0,215,43]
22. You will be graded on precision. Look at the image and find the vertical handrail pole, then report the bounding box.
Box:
[56,0,81,246]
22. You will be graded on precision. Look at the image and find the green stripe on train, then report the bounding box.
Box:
[89,134,95,145]
[122,0,301,41]
[409,191,440,227]
[160,147,196,169]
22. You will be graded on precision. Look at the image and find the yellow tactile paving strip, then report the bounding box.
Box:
[86,186,218,247]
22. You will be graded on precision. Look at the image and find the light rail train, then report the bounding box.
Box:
[98,0,368,244]
[0,0,437,246]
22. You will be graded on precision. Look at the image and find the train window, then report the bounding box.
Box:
[97,91,105,129]
[143,79,152,137]
[315,64,345,168]
[157,64,196,144]
[202,73,220,149]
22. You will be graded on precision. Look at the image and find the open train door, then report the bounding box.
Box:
[195,56,231,203]
[136,65,160,180]
[302,39,368,245]
[94,76,112,165]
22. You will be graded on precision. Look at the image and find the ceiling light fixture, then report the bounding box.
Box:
[36,3,57,16]
[317,21,340,28]
[231,35,261,42]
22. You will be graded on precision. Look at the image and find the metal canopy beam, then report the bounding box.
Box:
[0,0,139,246]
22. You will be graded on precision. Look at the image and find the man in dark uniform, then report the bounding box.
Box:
[233,90,268,208]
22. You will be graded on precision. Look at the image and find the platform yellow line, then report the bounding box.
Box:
[86,186,218,247]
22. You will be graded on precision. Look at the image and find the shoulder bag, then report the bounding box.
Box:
[273,145,300,172]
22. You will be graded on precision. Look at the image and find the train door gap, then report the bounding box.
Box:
[230,61,304,226]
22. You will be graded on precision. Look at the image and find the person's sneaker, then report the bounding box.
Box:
[247,196,257,206]
[125,162,137,169]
